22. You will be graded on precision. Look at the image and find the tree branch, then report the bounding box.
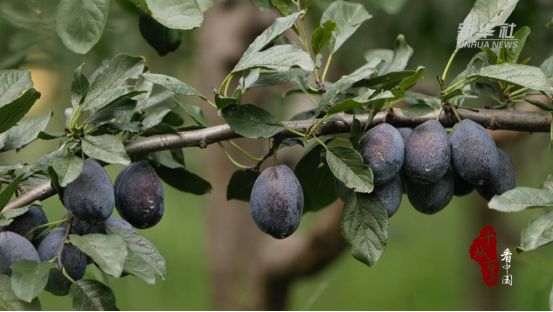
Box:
[2,108,551,212]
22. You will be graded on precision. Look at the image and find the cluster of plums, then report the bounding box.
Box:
[249,119,515,239]
[359,119,515,215]
[0,159,164,295]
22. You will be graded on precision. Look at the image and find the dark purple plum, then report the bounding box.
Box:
[38,227,87,296]
[404,120,450,184]
[105,216,134,232]
[62,159,114,222]
[0,231,39,274]
[406,169,454,214]
[450,119,499,186]
[365,175,403,217]
[453,168,474,196]
[250,165,304,239]
[359,123,404,185]
[115,161,164,229]
[397,127,412,144]
[476,148,516,200]
[1,204,48,240]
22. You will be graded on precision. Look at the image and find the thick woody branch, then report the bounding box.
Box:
[2,108,551,212]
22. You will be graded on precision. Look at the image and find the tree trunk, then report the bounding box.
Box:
[197,0,274,309]
[196,2,347,309]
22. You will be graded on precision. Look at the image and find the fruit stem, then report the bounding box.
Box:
[223,74,234,97]
[29,218,69,235]
[441,48,460,83]
[228,140,262,162]
[450,104,462,122]
[218,142,250,169]
[206,100,217,109]
[55,218,72,268]
[285,127,307,137]
[509,87,529,98]
[68,105,82,129]
[61,267,76,284]
[321,52,333,83]
[442,77,469,95]
[313,135,328,149]
[218,73,232,96]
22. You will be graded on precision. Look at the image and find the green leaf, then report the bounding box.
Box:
[69,234,128,277]
[150,150,185,169]
[399,104,436,118]
[312,20,336,56]
[52,154,84,187]
[56,0,110,54]
[0,88,40,134]
[403,93,440,109]
[364,49,393,65]
[381,34,413,74]
[327,89,376,115]
[145,0,203,30]
[71,64,89,107]
[0,175,23,209]
[82,54,145,112]
[540,56,553,82]
[249,68,309,89]
[397,66,425,91]
[325,147,373,194]
[350,117,363,149]
[295,144,338,212]
[70,280,117,311]
[473,64,552,93]
[154,166,212,195]
[519,209,553,252]
[456,0,518,48]
[321,1,372,53]
[270,0,295,16]
[176,101,208,127]
[142,107,171,130]
[11,260,54,303]
[107,226,166,284]
[226,169,260,202]
[233,11,303,72]
[142,73,205,99]
[87,97,138,125]
[81,134,130,165]
[0,206,29,226]
[0,70,32,107]
[319,59,380,113]
[450,51,489,86]
[0,274,41,310]
[503,26,530,64]
[488,187,553,212]
[341,191,388,266]
[232,44,314,73]
[214,95,238,110]
[222,104,284,139]
[0,115,50,151]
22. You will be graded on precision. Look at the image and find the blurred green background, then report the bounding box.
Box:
[1,0,553,309]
